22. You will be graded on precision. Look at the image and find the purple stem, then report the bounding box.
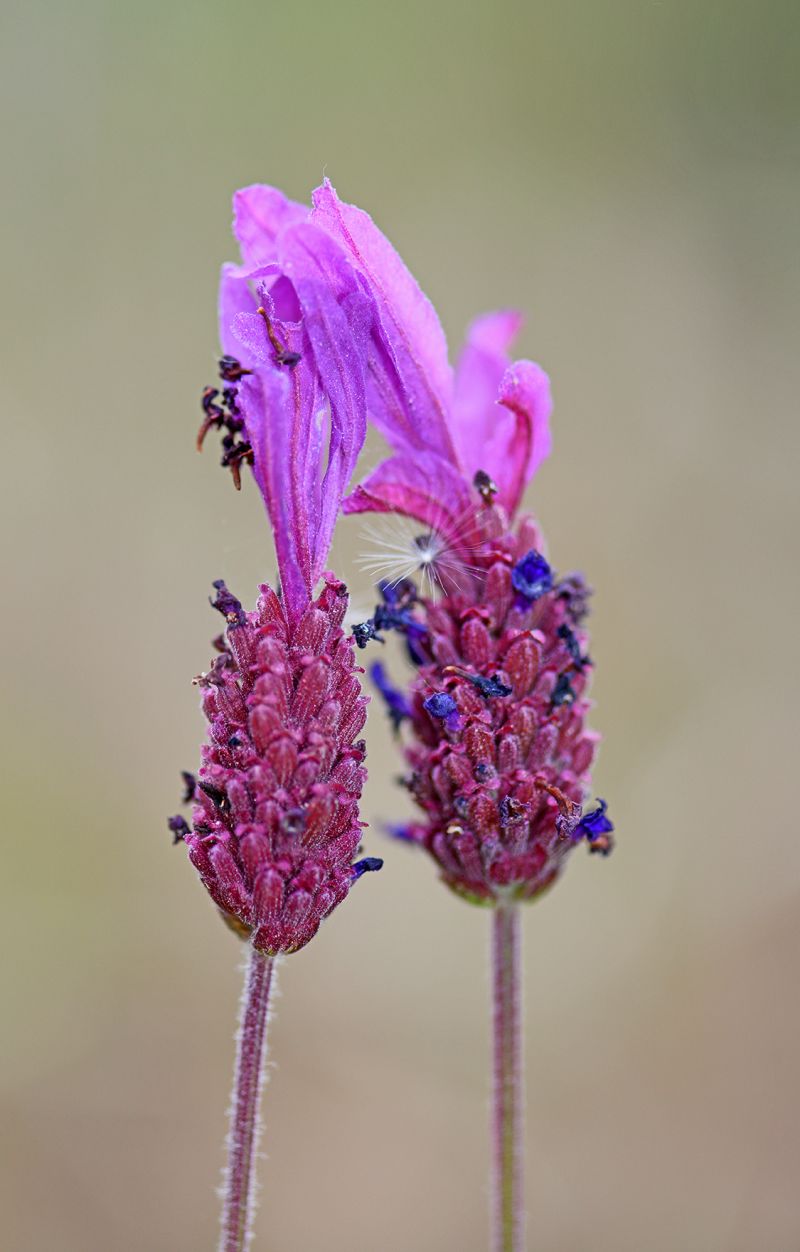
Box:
[491,905,524,1252]
[220,947,276,1252]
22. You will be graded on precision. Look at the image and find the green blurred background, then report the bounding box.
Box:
[2,1,799,1248]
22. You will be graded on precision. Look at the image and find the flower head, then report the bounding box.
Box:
[174,575,379,953]
[374,535,607,903]
[176,184,387,952]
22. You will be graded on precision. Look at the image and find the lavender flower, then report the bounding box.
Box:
[182,185,384,953]
[177,184,385,1252]
[290,178,615,905]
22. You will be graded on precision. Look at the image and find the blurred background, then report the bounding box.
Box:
[2,1,799,1248]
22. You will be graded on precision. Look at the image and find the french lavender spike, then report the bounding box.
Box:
[318,180,614,1251]
[173,183,382,1252]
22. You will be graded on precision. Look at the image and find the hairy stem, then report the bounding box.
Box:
[491,905,524,1252]
[220,946,276,1252]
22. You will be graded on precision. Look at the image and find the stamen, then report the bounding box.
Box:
[197,387,225,451]
[197,366,254,489]
[218,355,253,383]
[443,666,512,699]
[219,438,254,491]
[473,469,498,505]
[534,778,582,837]
[256,306,302,368]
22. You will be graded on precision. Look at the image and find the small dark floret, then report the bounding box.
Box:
[466,673,513,699]
[423,691,463,731]
[511,550,553,603]
[181,770,197,803]
[168,814,190,844]
[352,618,382,649]
[578,799,613,837]
[198,780,231,813]
[500,796,528,825]
[385,823,417,842]
[281,808,306,836]
[351,856,384,879]
[550,672,576,708]
[210,579,246,627]
[424,692,457,719]
[378,578,417,607]
[354,583,428,663]
[574,799,614,855]
[557,573,592,624]
[557,623,589,669]
[370,662,412,731]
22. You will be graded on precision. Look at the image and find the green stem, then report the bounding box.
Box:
[219,947,276,1252]
[491,905,524,1252]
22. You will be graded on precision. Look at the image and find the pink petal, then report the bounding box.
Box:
[311,180,457,463]
[452,310,523,468]
[494,360,553,515]
[278,222,372,580]
[238,365,313,623]
[450,315,554,515]
[233,246,371,622]
[343,452,473,537]
[232,184,307,270]
[218,263,259,361]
